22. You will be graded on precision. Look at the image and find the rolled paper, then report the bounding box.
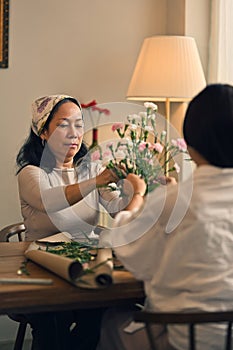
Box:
[25,234,114,289]
[93,248,113,286]
[25,245,83,283]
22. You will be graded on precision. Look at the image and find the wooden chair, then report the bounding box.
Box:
[133,310,233,350]
[0,222,26,242]
[0,222,29,350]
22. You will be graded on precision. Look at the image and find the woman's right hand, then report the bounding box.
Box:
[96,168,120,187]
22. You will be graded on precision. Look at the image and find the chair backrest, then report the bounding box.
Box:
[0,222,26,242]
[134,310,233,350]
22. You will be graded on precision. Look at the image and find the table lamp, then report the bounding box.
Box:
[126,35,206,175]
[126,35,206,140]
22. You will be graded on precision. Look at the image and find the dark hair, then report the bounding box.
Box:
[16,98,88,174]
[183,84,233,168]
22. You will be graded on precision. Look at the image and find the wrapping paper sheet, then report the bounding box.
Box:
[25,232,114,289]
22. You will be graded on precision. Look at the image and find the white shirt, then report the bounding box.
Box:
[113,165,233,350]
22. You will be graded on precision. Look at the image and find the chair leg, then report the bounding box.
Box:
[13,321,28,350]
[145,323,158,350]
[226,322,232,350]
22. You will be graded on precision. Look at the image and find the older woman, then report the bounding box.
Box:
[17,95,145,241]
[16,94,146,350]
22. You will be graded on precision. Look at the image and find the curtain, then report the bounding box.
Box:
[208,0,233,84]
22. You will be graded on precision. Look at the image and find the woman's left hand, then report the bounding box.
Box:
[123,173,147,198]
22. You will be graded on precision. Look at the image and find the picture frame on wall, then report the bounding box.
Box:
[0,0,9,68]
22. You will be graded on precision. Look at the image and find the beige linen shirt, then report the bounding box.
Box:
[114,165,233,350]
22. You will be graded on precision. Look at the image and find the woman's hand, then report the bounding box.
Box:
[123,173,146,211]
[123,173,147,198]
[96,168,120,187]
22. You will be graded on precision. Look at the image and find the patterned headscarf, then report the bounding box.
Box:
[31,94,81,136]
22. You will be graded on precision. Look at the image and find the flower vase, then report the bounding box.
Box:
[89,128,99,150]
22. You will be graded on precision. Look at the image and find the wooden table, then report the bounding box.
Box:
[0,242,145,315]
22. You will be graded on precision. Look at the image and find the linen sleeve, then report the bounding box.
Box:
[18,166,69,213]
[112,212,166,281]
[111,185,179,281]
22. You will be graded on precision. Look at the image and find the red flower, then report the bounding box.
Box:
[91,105,110,115]
[81,100,110,128]
[81,100,97,109]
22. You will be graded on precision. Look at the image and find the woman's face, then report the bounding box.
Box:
[41,101,84,168]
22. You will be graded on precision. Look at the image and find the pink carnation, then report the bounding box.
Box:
[106,142,114,148]
[103,150,111,158]
[138,142,147,152]
[152,142,163,153]
[112,123,124,132]
[172,138,187,151]
[91,150,101,161]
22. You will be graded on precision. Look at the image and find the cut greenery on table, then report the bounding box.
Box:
[18,242,114,280]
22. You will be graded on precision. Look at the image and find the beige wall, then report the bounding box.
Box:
[166,0,186,35]
[165,0,210,141]
[185,0,211,78]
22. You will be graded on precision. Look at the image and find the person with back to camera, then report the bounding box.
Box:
[16,94,146,350]
[97,84,233,350]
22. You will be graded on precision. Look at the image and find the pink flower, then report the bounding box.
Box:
[172,138,187,151]
[103,150,111,157]
[152,142,164,153]
[138,142,147,152]
[102,150,112,164]
[112,123,124,132]
[91,150,101,161]
[106,142,114,148]
[103,151,112,158]
[118,145,127,151]
[148,159,153,165]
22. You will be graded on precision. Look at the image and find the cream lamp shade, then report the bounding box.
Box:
[127,35,206,102]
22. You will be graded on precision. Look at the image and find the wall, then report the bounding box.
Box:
[165,0,211,142]
[185,0,211,78]
[166,0,186,35]
[166,0,211,78]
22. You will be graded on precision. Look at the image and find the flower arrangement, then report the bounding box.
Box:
[91,102,187,193]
